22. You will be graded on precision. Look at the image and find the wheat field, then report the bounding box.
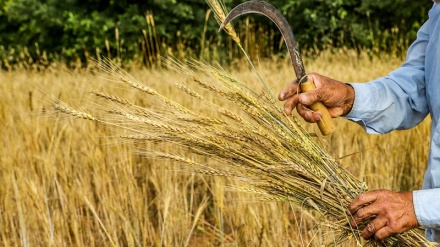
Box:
[0,50,431,246]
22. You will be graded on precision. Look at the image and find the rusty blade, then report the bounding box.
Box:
[219,0,306,80]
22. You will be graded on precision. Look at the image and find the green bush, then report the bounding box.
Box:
[0,0,434,67]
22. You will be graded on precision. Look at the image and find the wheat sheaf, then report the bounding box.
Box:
[51,0,433,246]
[53,55,431,246]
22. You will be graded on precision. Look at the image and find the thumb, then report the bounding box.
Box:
[298,91,320,106]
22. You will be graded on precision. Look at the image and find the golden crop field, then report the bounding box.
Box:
[0,50,431,246]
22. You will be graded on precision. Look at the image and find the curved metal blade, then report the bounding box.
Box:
[219,0,306,80]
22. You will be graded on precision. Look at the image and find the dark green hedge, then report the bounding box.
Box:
[0,0,434,66]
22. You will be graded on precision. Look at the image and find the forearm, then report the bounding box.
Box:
[344,76,429,134]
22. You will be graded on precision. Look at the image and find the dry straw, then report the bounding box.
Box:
[51,1,433,246]
[53,55,432,246]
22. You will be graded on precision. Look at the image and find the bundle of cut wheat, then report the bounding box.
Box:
[50,1,433,246]
[51,54,431,246]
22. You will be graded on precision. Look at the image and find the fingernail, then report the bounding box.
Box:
[299,94,308,103]
[316,112,322,120]
[305,111,311,119]
[279,93,285,100]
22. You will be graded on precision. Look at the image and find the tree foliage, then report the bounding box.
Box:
[0,0,434,66]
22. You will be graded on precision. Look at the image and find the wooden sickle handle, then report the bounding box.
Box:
[300,76,335,136]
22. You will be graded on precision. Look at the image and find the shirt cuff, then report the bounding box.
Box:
[345,83,375,119]
[343,83,382,134]
[413,189,440,228]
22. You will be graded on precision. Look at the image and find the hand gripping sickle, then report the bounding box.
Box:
[219,0,335,135]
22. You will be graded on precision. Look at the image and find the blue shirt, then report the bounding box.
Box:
[345,4,440,242]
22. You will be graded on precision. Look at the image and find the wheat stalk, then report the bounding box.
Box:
[53,102,96,121]
[52,56,432,246]
[202,0,432,246]
[206,0,241,45]
[49,1,433,245]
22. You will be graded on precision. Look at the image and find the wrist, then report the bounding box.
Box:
[343,83,355,116]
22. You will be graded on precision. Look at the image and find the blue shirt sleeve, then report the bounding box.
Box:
[413,189,440,229]
[344,5,440,235]
[345,19,430,134]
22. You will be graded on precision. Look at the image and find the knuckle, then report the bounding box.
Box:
[295,104,304,114]
[358,193,367,203]
[374,229,389,241]
[374,232,387,241]
[308,72,319,79]
[349,219,357,228]
[314,93,322,102]
[303,113,313,123]
[377,189,390,196]
[356,208,365,218]
[348,200,358,213]
[388,222,399,232]
[361,231,370,240]
[289,84,300,94]
[297,104,307,116]
[297,112,308,122]
[313,90,323,101]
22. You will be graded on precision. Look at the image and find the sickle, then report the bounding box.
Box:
[219,0,305,81]
[219,0,335,136]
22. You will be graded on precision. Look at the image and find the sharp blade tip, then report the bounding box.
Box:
[218,23,226,32]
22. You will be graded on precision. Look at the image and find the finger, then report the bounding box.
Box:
[328,107,344,118]
[349,191,381,214]
[361,218,388,240]
[350,204,381,226]
[307,73,326,87]
[283,94,300,115]
[298,84,329,107]
[374,225,395,241]
[278,81,300,101]
[296,104,322,123]
[298,91,320,106]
